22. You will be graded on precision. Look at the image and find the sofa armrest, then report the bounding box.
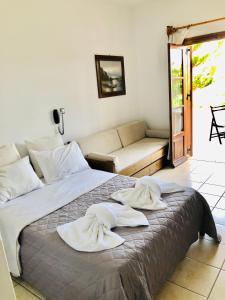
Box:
[86,152,117,162]
[145,129,170,139]
[85,152,117,173]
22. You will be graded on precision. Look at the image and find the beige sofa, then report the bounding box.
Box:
[78,121,169,177]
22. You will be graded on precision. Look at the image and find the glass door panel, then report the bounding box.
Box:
[172,78,184,107]
[172,107,184,134]
[170,48,183,77]
[168,44,192,167]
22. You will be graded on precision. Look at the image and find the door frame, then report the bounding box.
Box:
[168,30,225,167]
[183,30,225,46]
[168,43,192,167]
[168,31,225,167]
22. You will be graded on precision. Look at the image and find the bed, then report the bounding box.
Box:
[7,170,218,300]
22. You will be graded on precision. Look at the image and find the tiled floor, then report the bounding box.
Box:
[12,159,225,300]
[154,159,225,300]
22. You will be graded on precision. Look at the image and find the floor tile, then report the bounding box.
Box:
[207,173,225,187]
[188,181,202,190]
[209,270,225,300]
[155,281,206,300]
[170,257,219,297]
[204,224,225,245]
[200,194,220,207]
[199,184,225,196]
[189,172,211,183]
[212,208,225,226]
[216,197,225,210]
[184,159,199,171]
[187,239,225,268]
[16,280,45,299]
[14,285,40,300]
[192,163,215,176]
[12,276,22,283]
[11,278,18,287]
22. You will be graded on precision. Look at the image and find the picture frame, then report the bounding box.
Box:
[95,55,126,98]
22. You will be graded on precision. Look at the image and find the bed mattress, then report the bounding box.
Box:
[20,175,218,300]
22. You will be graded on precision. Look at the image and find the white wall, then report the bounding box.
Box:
[0,0,139,144]
[133,0,225,130]
[2,0,225,145]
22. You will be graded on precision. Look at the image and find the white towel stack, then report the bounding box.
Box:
[111,176,184,210]
[57,202,148,252]
[58,176,184,252]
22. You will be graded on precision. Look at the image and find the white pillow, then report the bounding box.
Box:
[31,141,90,184]
[0,156,44,203]
[0,144,20,167]
[26,134,64,177]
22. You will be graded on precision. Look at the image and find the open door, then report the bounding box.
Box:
[168,44,192,167]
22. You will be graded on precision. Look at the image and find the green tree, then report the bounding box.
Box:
[192,54,210,68]
[192,41,222,91]
[192,66,216,90]
[192,43,202,52]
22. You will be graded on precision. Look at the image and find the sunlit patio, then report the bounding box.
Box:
[192,39,225,163]
[193,103,225,163]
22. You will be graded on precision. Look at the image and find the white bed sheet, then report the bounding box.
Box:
[0,169,115,276]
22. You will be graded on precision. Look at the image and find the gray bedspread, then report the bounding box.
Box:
[19,175,219,300]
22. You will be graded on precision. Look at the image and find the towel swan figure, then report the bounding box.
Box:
[111,176,184,210]
[57,202,149,252]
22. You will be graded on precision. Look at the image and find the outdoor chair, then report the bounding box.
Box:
[209,105,225,144]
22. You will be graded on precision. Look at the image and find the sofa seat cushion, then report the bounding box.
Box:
[111,138,168,172]
[78,129,122,156]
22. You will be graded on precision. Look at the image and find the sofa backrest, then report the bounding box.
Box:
[78,129,122,155]
[116,120,147,147]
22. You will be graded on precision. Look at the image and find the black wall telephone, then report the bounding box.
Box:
[53,109,60,124]
[53,108,65,135]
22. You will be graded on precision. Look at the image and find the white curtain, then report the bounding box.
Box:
[169,28,189,45]
[169,19,225,45]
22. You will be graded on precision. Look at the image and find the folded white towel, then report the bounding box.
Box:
[111,176,184,211]
[57,202,148,252]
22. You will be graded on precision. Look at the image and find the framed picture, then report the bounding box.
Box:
[95,55,126,98]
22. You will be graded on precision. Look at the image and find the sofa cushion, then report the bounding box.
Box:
[146,129,170,139]
[111,138,168,172]
[78,129,122,156]
[117,120,147,147]
[86,152,117,163]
